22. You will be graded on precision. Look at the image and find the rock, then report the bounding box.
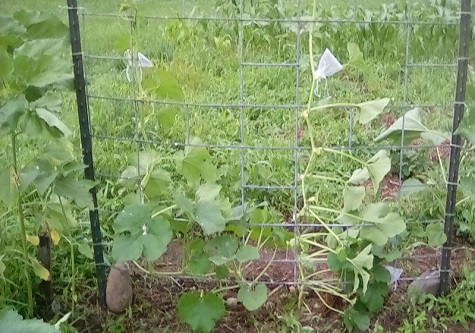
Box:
[225,297,238,309]
[106,262,133,313]
[408,270,440,296]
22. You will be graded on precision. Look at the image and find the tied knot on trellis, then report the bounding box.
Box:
[313,48,343,98]
[123,49,153,83]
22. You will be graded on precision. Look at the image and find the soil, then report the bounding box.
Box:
[72,240,344,333]
[68,238,475,333]
[430,140,451,162]
[363,174,401,200]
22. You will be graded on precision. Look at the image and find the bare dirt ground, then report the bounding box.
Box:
[70,237,475,333]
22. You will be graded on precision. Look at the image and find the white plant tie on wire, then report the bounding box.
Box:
[313,48,343,97]
[385,265,404,291]
[124,49,153,82]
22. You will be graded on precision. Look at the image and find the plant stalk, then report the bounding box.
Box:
[12,133,34,317]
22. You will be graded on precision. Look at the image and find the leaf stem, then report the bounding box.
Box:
[151,204,177,218]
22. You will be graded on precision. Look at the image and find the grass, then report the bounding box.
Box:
[1,0,474,332]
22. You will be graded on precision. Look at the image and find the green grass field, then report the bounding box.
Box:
[2,0,475,332]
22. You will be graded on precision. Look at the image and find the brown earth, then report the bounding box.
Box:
[69,239,475,333]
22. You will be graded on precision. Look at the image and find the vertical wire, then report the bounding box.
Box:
[397,2,412,214]
[129,12,144,204]
[238,0,246,244]
[293,0,303,287]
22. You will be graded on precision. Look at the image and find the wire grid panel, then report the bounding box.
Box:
[74,0,462,293]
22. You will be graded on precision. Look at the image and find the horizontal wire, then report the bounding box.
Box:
[87,94,454,111]
[61,7,460,26]
[90,133,451,152]
[84,53,459,69]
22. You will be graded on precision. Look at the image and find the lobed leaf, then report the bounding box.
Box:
[237,284,268,311]
[355,98,390,124]
[111,204,173,262]
[374,107,448,145]
[178,292,226,333]
[0,308,59,333]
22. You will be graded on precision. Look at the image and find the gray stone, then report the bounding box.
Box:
[408,270,440,296]
[106,262,133,313]
[225,297,238,309]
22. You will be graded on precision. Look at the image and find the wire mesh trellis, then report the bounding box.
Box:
[66,0,472,317]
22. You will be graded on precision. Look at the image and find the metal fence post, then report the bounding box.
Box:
[66,0,107,305]
[440,0,472,295]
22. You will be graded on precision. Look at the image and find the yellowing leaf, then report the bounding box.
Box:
[26,235,39,246]
[50,229,61,245]
[31,258,50,281]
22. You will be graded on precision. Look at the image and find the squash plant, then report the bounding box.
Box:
[0,10,94,317]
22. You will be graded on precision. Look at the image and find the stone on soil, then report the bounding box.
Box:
[106,262,133,313]
[408,270,440,296]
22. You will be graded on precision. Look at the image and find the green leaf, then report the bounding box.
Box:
[13,10,69,40]
[0,16,26,48]
[157,106,177,131]
[400,178,428,197]
[360,203,406,246]
[356,98,390,124]
[34,108,71,137]
[174,191,195,214]
[459,177,475,201]
[14,37,63,60]
[342,186,365,212]
[214,265,229,279]
[144,168,171,198]
[455,82,475,140]
[110,234,142,261]
[0,167,19,208]
[374,108,448,145]
[360,281,389,313]
[114,33,130,51]
[327,251,343,271]
[359,227,387,246]
[44,140,75,165]
[205,235,239,265]
[32,159,57,194]
[0,95,28,134]
[0,47,13,80]
[366,150,391,194]
[426,222,447,247]
[348,244,373,294]
[236,245,260,263]
[372,264,391,283]
[237,284,268,311]
[347,42,364,64]
[372,246,402,261]
[111,204,173,262]
[175,137,217,184]
[77,243,93,260]
[348,167,370,185]
[13,38,73,90]
[177,292,226,333]
[344,308,371,332]
[0,308,59,333]
[187,251,210,275]
[195,201,226,235]
[143,68,185,101]
[53,175,94,209]
[196,183,222,202]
